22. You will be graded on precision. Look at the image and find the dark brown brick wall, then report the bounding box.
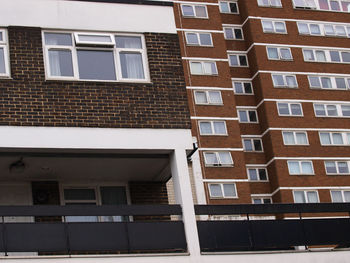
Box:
[0,26,191,129]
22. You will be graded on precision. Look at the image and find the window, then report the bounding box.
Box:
[277,102,303,116]
[185,32,213,46]
[219,1,239,13]
[203,151,233,166]
[293,0,350,12]
[319,132,350,145]
[261,20,287,34]
[325,161,350,174]
[189,61,218,75]
[282,131,309,145]
[209,183,237,198]
[308,75,350,90]
[228,54,248,67]
[43,32,148,81]
[233,81,253,94]
[267,47,293,60]
[331,190,350,202]
[258,0,282,7]
[303,49,350,64]
[293,190,319,203]
[194,90,223,105]
[238,109,258,123]
[272,74,298,88]
[0,29,9,77]
[298,22,350,38]
[223,27,244,40]
[293,0,317,9]
[243,138,263,152]
[248,168,268,181]
[314,103,350,117]
[181,4,208,18]
[288,161,314,175]
[252,197,272,204]
[199,121,227,135]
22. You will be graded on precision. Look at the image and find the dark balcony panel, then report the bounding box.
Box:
[128,221,187,251]
[4,223,67,252]
[0,225,4,252]
[303,218,350,246]
[67,222,129,252]
[197,221,251,251]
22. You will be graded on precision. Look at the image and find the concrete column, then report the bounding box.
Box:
[170,148,201,259]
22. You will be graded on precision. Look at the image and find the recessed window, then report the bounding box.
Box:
[248,168,268,181]
[308,75,350,90]
[331,190,350,202]
[185,32,213,46]
[325,161,350,174]
[293,190,319,203]
[199,121,227,135]
[194,90,223,105]
[223,27,244,40]
[252,197,272,204]
[219,1,239,13]
[292,0,317,9]
[209,183,237,198]
[261,20,287,34]
[204,151,233,167]
[282,131,309,145]
[272,74,298,88]
[43,32,148,81]
[319,132,350,145]
[189,61,218,75]
[267,47,293,60]
[288,160,314,175]
[314,103,350,117]
[228,54,248,67]
[303,49,350,63]
[243,138,263,152]
[181,4,208,18]
[238,109,258,123]
[233,81,253,94]
[258,0,282,7]
[277,102,303,116]
[298,22,350,38]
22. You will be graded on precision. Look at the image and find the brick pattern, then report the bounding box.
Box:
[0,26,190,129]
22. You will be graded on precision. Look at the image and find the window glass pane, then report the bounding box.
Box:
[314,104,326,116]
[315,50,326,61]
[320,132,331,144]
[283,132,295,144]
[239,55,247,66]
[288,162,301,174]
[220,2,230,12]
[239,111,248,122]
[296,132,308,144]
[204,62,217,74]
[229,55,239,65]
[209,184,223,197]
[330,51,341,62]
[335,78,346,89]
[234,29,243,39]
[244,83,252,93]
[229,2,238,12]
[186,33,199,45]
[218,152,232,164]
[341,52,350,62]
[307,192,318,203]
[209,91,222,104]
[45,33,72,46]
[115,36,142,49]
[262,21,273,32]
[344,191,350,202]
[200,122,212,134]
[77,50,116,80]
[325,161,337,173]
[332,133,344,144]
[0,32,3,42]
[195,91,208,104]
[213,122,226,134]
[309,76,321,88]
[327,105,337,116]
[298,23,309,34]
[204,153,218,164]
[347,133,350,144]
[275,22,286,33]
[310,24,321,35]
[259,169,267,180]
[190,62,202,74]
[224,28,234,39]
[286,76,297,87]
[272,75,285,86]
[321,77,332,88]
[291,104,302,115]
[234,82,244,93]
[77,34,112,43]
[182,5,194,16]
[244,139,253,151]
[248,111,257,122]
[330,0,341,10]
[253,140,262,151]
[267,47,279,59]
[341,105,350,116]
[120,52,145,79]
[331,191,343,202]
[195,6,207,17]
[0,48,5,74]
[263,198,272,204]
[223,184,236,197]
[306,0,317,7]
[101,186,127,222]
[319,0,330,10]
[199,33,212,45]
[338,162,349,173]
[278,103,290,115]
[324,25,335,35]
[249,169,258,180]
[253,198,262,204]
[48,49,74,77]
[294,191,306,203]
[64,189,96,200]
[335,26,347,36]
[280,48,292,59]
[342,1,350,11]
[303,50,315,61]
[301,162,313,174]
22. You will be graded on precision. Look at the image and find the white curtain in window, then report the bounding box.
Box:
[331,191,343,202]
[332,133,344,144]
[200,122,212,134]
[301,162,313,174]
[0,48,5,73]
[303,50,314,61]
[205,153,218,164]
[296,132,307,144]
[286,76,297,87]
[195,92,207,104]
[223,184,236,197]
[283,132,295,144]
[320,133,331,145]
[338,162,349,173]
[209,91,221,103]
[209,184,222,197]
[218,152,231,164]
[248,169,258,180]
[344,191,350,202]
[315,51,326,61]
[294,191,306,203]
[120,53,144,79]
[307,192,318,203]
[48,50,61,76]
[288,162,300,174]
[213,122,226,134]
[325,161,337,173]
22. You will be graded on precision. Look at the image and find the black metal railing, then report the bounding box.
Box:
[195,203,350,252]
[0,205,187,255]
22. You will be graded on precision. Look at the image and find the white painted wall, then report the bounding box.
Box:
[0,0,176,33]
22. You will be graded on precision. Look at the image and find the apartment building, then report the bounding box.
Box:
[174,0,350,207]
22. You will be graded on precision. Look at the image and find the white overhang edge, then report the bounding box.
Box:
[0,0,176,34]
[0,126,193,150]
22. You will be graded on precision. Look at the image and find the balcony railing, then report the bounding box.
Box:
[195,203,350,252]
[0,205,187,255]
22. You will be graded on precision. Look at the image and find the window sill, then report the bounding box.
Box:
[205,164,234,168]
[45,78,152,84]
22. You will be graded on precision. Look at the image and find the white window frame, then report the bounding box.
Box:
[238,109,259,123]
[242,138,264,152]
[199,120,228,136]
[292,0,317,10]
[223,27,244,40]
[189,61,218,75]
[194,90,223,105]
[252,197,273,204]
[303,48,350,64]
[219,1,239,14]
[43,31,149,82]
[74,32,115,46]
[181,4,208,18]
[287,160,315,175]
[261,20,287,34]
[266,46,293,61]
[319,131,350,145]
[233,81,254,95]
[293,0,350,12]
[293,190,319,203]
[308,75,350,90]
[247,168,269,181]
[272,74,298,88]
[277,102,304,116]
[208,183,238,198]
[0,29,10,78]
[324,161,350,175]
[228,53,249,67]
[257,0,282,7]
[313,103,350,117]
[297,22,350,38]
[203,151,234,167]
[330,190,350,202]
[282,131,309,145]
[185,32,213,47]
